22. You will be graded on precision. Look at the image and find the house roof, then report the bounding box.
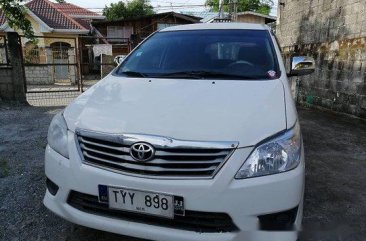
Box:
[93,11,201,26]
[160,22,269,32]
[55,3,101,17]
[181,12,225,23]
[74,18,92,30]
[237,11,277,23]
[25,0,87,30]
[1,0,104,33]
[181,11,276,24]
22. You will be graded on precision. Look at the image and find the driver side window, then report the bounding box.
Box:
[205,43,239,61]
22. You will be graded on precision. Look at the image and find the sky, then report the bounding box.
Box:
[61,0,278,17]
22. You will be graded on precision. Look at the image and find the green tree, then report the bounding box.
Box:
[0,0,34,39]
[103,1,127,21]
[206,0,273,15]
[55,0,66,3]
[103,0,154,21]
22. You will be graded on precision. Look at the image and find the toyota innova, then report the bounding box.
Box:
[44,23,315,241]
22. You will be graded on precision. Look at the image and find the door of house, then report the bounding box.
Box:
[51,42,70,81]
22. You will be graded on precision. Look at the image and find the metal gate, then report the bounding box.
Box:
[51,42,71,81]
[0,35,10,66]
[22,35,131,106]
[78,36,131,92]
[22,36,81,106]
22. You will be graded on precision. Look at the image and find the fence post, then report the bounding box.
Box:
[7,32,27,102]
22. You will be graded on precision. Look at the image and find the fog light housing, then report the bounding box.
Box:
[46,177,59,196]
[258,206,298,231]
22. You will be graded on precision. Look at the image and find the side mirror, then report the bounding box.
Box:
[114,55,127,65]
[288,56,316,77]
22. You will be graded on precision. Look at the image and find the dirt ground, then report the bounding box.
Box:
[0,104,365,241]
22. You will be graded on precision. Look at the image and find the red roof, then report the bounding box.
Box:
[55,3,100,16]
[26,0,85,30]
[23,0,102,31]
[73,18,92,30]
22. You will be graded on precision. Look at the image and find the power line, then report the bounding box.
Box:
[22,5,210,14]
[20,3,277,15]
[24,3,224,10]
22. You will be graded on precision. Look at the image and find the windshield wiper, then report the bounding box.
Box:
[155,71,258,80]
[121,71,147,77]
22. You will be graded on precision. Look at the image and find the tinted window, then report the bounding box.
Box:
[115,30,279,80]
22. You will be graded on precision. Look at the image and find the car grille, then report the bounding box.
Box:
[68,191,239,233]
[76,131,237,178]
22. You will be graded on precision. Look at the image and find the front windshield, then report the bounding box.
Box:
[115,29,280,80]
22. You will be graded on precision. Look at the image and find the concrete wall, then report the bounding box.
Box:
[24,65,77,85]
[100,54,115,78]
[0,67,14,100]
[25,66,54,85]
[277,0,366,118]
[0,48,7,64]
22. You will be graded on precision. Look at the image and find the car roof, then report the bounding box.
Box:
[159,23,269,32]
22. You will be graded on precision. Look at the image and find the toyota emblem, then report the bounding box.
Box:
[130,143,155,161]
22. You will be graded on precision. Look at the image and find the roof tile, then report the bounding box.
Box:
[25,0,90,30]
[73,18,92,30]
[55,3,100,16]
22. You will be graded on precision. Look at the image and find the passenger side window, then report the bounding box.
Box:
[124,40,167,72]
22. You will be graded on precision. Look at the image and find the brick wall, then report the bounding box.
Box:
[277,0,366,118]
[0,67,14,100]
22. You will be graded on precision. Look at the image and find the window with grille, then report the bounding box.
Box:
[24,42,40,64]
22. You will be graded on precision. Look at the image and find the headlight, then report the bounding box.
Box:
[235,122,302,179]
[47,112,69,158]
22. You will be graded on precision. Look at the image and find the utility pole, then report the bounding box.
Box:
[219,0,224,18]
[227,0,238,21]
[228,0,233,20]
[233,0,238,21]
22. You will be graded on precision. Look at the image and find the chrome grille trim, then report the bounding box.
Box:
[75,129,238,179]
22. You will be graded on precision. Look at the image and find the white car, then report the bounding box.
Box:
[44,23,315,241]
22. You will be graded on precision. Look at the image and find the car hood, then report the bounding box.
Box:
[64,76,287,147]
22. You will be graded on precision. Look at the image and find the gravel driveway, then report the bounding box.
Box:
[1,104,365,241]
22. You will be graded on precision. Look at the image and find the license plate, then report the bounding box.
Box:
[98,185,185,219]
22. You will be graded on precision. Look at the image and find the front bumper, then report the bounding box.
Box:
[44,133,305,241]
